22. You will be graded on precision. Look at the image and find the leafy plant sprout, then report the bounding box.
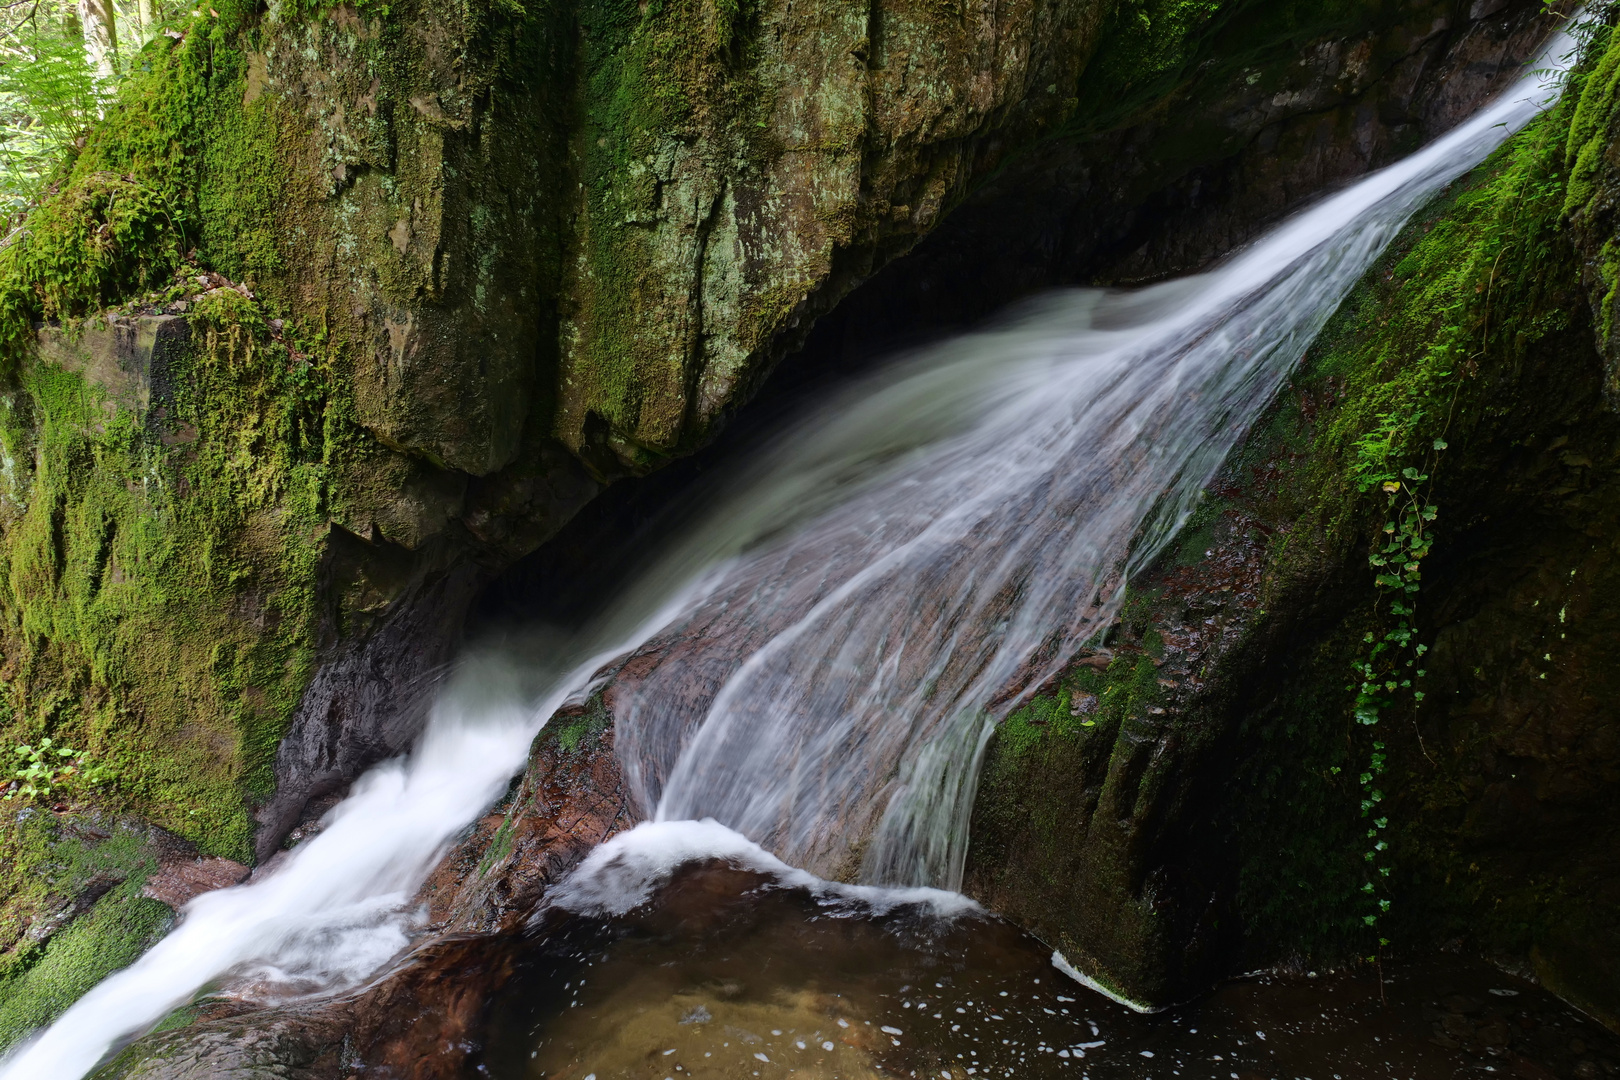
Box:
[5,735,82,800]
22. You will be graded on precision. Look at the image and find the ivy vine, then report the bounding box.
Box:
[1346,417,1448,965]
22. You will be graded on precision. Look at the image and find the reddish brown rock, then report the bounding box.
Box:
[418,694,637,935]
[141,857,251,911]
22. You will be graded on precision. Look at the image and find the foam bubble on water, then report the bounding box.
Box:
[1051,951,1164,1015]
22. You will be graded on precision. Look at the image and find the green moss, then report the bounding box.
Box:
[0,288,331,859]
[0,890,171,1051]
[0,0,557,838]
[0,176,184,361]
[973,646,1164,864]
[1068,0,1410,138]
[1073,0,1223,125]
[1564,21,1620,218]
[1222,68,1601,966]
[542,693,613,757]
[560,0,775,459]
[0,808,183,1053]
[1298,108,1579,544]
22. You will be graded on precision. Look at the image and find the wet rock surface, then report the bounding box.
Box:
[140,857,251,913]
[419,696,637,936]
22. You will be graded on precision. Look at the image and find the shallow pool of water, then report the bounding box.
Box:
[472,861,1616,1080]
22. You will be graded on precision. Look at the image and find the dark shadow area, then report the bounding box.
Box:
[466,275,975,639]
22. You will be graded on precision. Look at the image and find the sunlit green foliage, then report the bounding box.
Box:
[0,0,190,218]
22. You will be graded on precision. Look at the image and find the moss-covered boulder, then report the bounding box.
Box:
[965,26,1620,1021]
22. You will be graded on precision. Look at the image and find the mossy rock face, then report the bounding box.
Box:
[1566,10,1620,404]
[966,28,1620,1020]
[0,808,203,1054]
[225,0,571,480]
[820,0,1563,339]
[553,0,1108,473]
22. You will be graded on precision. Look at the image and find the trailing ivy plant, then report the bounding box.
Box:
[1346,411,1447,974]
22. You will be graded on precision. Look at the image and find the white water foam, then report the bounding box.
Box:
[0,18,1579,1078]
[546,819,981,920]
[0,700,536,1078]
[1051,951,1166,1016]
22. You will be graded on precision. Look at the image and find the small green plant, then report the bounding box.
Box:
[0,0,193,220]
[6,737,84,801]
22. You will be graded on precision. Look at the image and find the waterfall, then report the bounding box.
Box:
[0,23,1575,1080]
[614,23,1580,888]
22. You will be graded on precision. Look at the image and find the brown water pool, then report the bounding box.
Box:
[474,862,1617,1080]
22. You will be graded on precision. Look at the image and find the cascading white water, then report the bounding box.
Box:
[614,24,1582,889]
[0,23,1576,1080]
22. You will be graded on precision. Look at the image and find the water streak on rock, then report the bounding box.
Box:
[612,26,1576,889]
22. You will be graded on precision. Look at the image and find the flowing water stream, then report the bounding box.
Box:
[0,22,1580,1079]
